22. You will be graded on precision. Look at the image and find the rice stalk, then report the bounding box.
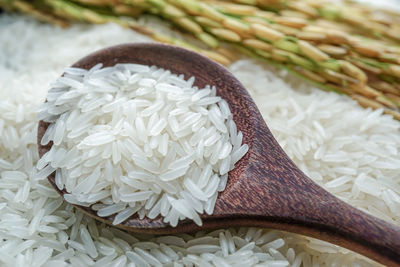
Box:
[162,0,377,90]
[29,0,231,65]
[1,0,400,119]
[2,0,68,27]
[211,1,400,68]
[235,0,400,42]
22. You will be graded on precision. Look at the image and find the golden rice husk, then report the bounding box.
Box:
[209,28,242,42]
[339,60,367,84]
[317,44,348,56]
[251,23,284,42]
[298,40,330,62]
[243,39,273,51]
[352,94,385,109]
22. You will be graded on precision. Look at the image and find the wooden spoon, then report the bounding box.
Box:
[38,43,400,266]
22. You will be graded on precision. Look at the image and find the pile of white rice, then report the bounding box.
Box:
[1,14,399,266]
[38,62,247,227]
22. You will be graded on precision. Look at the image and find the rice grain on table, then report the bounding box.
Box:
[0,14,399,266]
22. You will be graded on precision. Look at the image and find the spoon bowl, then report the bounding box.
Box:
[38,43,400,266]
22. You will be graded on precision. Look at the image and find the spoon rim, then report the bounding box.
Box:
[37,42,259,231]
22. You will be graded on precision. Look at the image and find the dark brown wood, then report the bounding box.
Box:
[37,43,400,266]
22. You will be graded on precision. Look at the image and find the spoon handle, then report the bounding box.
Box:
[224,129,400,266]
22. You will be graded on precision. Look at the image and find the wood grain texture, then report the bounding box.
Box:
[37,43,400,266]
